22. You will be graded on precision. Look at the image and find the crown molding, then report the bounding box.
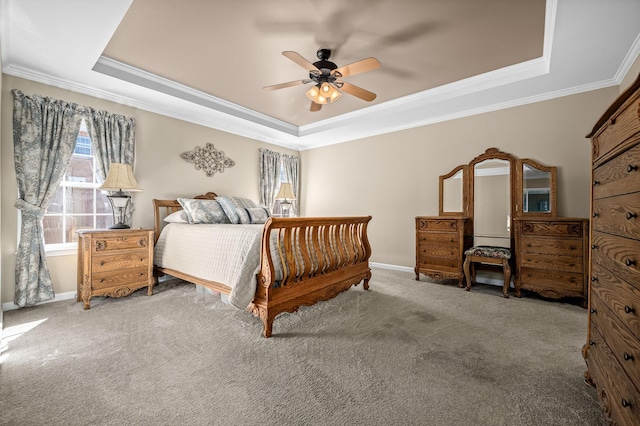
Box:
[93,56,299,136]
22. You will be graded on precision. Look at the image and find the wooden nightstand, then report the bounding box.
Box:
[77,228,154,309]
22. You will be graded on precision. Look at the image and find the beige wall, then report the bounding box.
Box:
[300,86,620,268]
[1,75,297,304]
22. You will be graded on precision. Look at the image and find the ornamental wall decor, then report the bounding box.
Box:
[180,143,235,177]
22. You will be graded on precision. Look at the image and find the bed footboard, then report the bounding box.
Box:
[248,216,372,337]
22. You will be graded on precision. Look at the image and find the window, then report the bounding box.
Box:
[43,120,112,250]
[271,166,292,217]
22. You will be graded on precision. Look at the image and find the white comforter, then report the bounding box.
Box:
[154,223,273,310]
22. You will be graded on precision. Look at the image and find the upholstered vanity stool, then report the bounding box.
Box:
[463,245,512,298]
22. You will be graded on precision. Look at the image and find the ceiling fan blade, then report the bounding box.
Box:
[339,81,377,102]
[310,101,322,112]
[282,51,318,73]
[333,57,380,78]
[263,79,311,91]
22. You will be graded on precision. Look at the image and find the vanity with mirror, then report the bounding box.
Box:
[415,147,588,305]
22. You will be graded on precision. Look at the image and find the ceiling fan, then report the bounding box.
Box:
[263,49,380,112]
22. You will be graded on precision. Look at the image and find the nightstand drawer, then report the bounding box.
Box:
[92,234,150,254]
[91,267,150,291]
[92,252,149,273]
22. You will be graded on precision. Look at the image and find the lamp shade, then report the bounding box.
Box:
[99,163,142,192]
[275,182,296,200]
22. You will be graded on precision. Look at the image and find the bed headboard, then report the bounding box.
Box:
[152,192,217,244]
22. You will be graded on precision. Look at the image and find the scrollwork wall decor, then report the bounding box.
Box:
[181,143,235,177]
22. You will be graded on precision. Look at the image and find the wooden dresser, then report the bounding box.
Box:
[415,216,471,286]
[77,228,154,309]
[513,217,589,306]
[584,73,640,426]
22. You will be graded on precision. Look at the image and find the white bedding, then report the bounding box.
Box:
[154,223,278,309]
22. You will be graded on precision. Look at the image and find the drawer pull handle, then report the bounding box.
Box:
[589,340,595,346]
[625,305,635,314]
[99,279,104,283]
[625,259,636,267]
[593,180,600,186]
[100,261,105,266]
[621,399,631,408]
[591,277,598,282]
[627,212,638,219]
[623,352,634,361]
[628,164,639,172]
[591,244,598,250]
[592,212,599,217]
[610,117,616,125]
[590,308,597,314]
[569,245,576,250]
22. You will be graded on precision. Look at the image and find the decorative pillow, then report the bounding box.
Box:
[216,195,258,224]
[177,198,230,224]
[163,210,189,224]
[246,207,270,224]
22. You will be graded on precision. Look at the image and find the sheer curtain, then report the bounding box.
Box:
[12,90,84,307]
[85,109,136,225]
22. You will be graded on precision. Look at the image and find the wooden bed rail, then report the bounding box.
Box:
[250,216,372,337]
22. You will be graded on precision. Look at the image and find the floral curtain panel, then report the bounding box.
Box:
[259,148,281,213]
[86,109,136,225]
[12,90,84,307]
[281,153,300,216]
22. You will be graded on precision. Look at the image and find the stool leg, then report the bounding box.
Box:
[502,259,511,298]
[464,256,472,291]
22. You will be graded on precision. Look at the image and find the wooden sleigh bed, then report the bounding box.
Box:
[153,192,372,337]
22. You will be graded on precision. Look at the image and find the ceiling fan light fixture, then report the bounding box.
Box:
[306,82,341,105]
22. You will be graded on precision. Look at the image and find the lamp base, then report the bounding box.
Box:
[109,223,131,230]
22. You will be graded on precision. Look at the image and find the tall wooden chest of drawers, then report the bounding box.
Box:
[415,216,471,286]
[513,217,589,306]
[77,228,155,309]
[584,74,640,426]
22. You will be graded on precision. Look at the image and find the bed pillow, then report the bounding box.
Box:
[177,198,231,224]
[246,207,270,224]
[163,210,189,224]
[216,195,258,224]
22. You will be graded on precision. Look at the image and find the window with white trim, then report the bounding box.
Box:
[43,120,112,250]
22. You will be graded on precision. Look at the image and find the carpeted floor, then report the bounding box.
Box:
[0,267,606,425]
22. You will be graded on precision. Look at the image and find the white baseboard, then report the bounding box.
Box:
[2,291,77,312]
[370,262,414,273]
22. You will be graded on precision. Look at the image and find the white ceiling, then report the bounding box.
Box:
[2,0,640,151]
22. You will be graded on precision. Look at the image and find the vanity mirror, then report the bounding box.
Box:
[439,165,468,216]
[517,159,557,215]
[416,147,587,305]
